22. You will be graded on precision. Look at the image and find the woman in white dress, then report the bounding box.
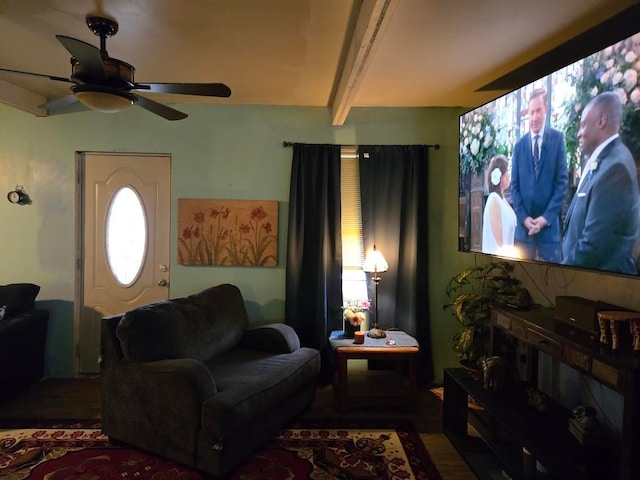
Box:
[482,155,517,255]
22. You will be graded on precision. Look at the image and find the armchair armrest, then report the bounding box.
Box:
[239,323,301,353]
[101,357,218,459]
[139,358,218,400]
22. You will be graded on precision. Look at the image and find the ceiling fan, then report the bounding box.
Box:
[0,15,231,121]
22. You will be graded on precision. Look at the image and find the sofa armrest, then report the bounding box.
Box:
[105,358,217,406]
[139,358,218,399]
[0,309,48,388]
[0,309,48,338]
[239,323,301,353]
[101,357,218,459]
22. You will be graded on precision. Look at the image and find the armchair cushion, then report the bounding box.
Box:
[201,347,319,438]
[116,284,249,363]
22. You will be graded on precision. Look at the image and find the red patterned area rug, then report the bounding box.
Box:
[0,418,442,480]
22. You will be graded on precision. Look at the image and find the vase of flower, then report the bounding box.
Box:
[344,319,360,338]
[342,300,370,339]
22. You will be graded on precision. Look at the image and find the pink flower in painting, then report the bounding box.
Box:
[193,211,205,223]
[182,227,192,239]
[239,224,250,235]
[210,206,231,220]
[250,206,267,221]
[262,222,272,234]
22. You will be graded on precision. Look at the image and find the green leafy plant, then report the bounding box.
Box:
[443,261,526,368]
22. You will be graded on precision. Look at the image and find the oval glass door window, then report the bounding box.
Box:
[105,187,147,285]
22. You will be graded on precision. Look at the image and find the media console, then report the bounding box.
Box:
[443,305,640,480]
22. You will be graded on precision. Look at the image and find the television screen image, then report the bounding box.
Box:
[459,29,640,278]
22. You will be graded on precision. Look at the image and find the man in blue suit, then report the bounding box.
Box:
[510,88,568,262]
[562,92,640,275]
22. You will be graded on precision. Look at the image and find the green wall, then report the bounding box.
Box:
[2,100,639,400]
[0,102,463,379]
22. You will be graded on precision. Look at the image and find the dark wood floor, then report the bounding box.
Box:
[0,374,478,479]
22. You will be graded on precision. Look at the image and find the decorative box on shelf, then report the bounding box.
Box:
[568,418,604,447]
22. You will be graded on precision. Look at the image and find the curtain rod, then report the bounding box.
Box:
[282,141,440,150]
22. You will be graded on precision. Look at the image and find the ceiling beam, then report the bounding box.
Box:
[0,79,47,117]
[331,0,398,126]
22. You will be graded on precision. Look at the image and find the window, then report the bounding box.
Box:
[105,186,147,285]
[341,147,368,306]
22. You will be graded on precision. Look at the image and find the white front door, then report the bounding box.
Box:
[76,152,171,374]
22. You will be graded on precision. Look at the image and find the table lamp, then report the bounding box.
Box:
[363,245,388,338]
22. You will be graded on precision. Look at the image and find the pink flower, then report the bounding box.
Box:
[250,206,267,221]
[210,206,230,219]
[193,211,205,223]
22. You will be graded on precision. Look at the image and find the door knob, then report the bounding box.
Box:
[158,279,168,287]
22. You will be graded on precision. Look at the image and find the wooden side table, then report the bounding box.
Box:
[328,330,419,413]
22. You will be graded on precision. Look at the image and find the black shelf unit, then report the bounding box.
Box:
[443,368,613,480]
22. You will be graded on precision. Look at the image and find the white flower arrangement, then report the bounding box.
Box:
[460,108,498,174]
[342,300,370,326]
[564,33,640,169]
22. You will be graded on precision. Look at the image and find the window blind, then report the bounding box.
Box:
[340,147,364,269]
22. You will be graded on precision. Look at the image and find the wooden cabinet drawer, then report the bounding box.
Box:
[527,328,562,357]
[563,346,591,372]
[510,318,527,340]
[495,312,511,330]
[591,359,621,389]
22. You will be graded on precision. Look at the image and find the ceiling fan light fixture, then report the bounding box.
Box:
[73,85,134,113]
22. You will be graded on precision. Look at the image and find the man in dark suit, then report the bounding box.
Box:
[510,88,568,262]
[562,92,640,275]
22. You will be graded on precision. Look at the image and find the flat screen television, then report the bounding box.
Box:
[458,9,640,278]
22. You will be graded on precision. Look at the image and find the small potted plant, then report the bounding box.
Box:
[443,261,528,373]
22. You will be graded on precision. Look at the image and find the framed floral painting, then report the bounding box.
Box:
[178,199,278,267]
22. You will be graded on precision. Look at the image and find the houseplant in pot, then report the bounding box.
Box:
[443,261,529,374]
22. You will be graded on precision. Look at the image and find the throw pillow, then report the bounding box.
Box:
[0,283,41,317]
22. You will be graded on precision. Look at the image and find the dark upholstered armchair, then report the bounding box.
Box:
[0,283,48,397]
[101,283,320,477]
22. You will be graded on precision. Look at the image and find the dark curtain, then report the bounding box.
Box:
[359,145,434,384]
[285,143,342,383]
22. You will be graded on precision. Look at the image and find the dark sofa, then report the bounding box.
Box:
[101,283,321,477]
[0,283,49,397]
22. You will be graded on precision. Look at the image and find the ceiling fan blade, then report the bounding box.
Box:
[0,67,73,84]
[39,94,79,111]
[134,82,232,97]
[134,94,188,121]
[56,35,105,77]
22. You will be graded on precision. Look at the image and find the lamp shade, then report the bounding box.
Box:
[363,246,388,273]
[73,85,134,113]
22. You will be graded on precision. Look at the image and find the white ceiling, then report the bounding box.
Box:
[0,0,636,124]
